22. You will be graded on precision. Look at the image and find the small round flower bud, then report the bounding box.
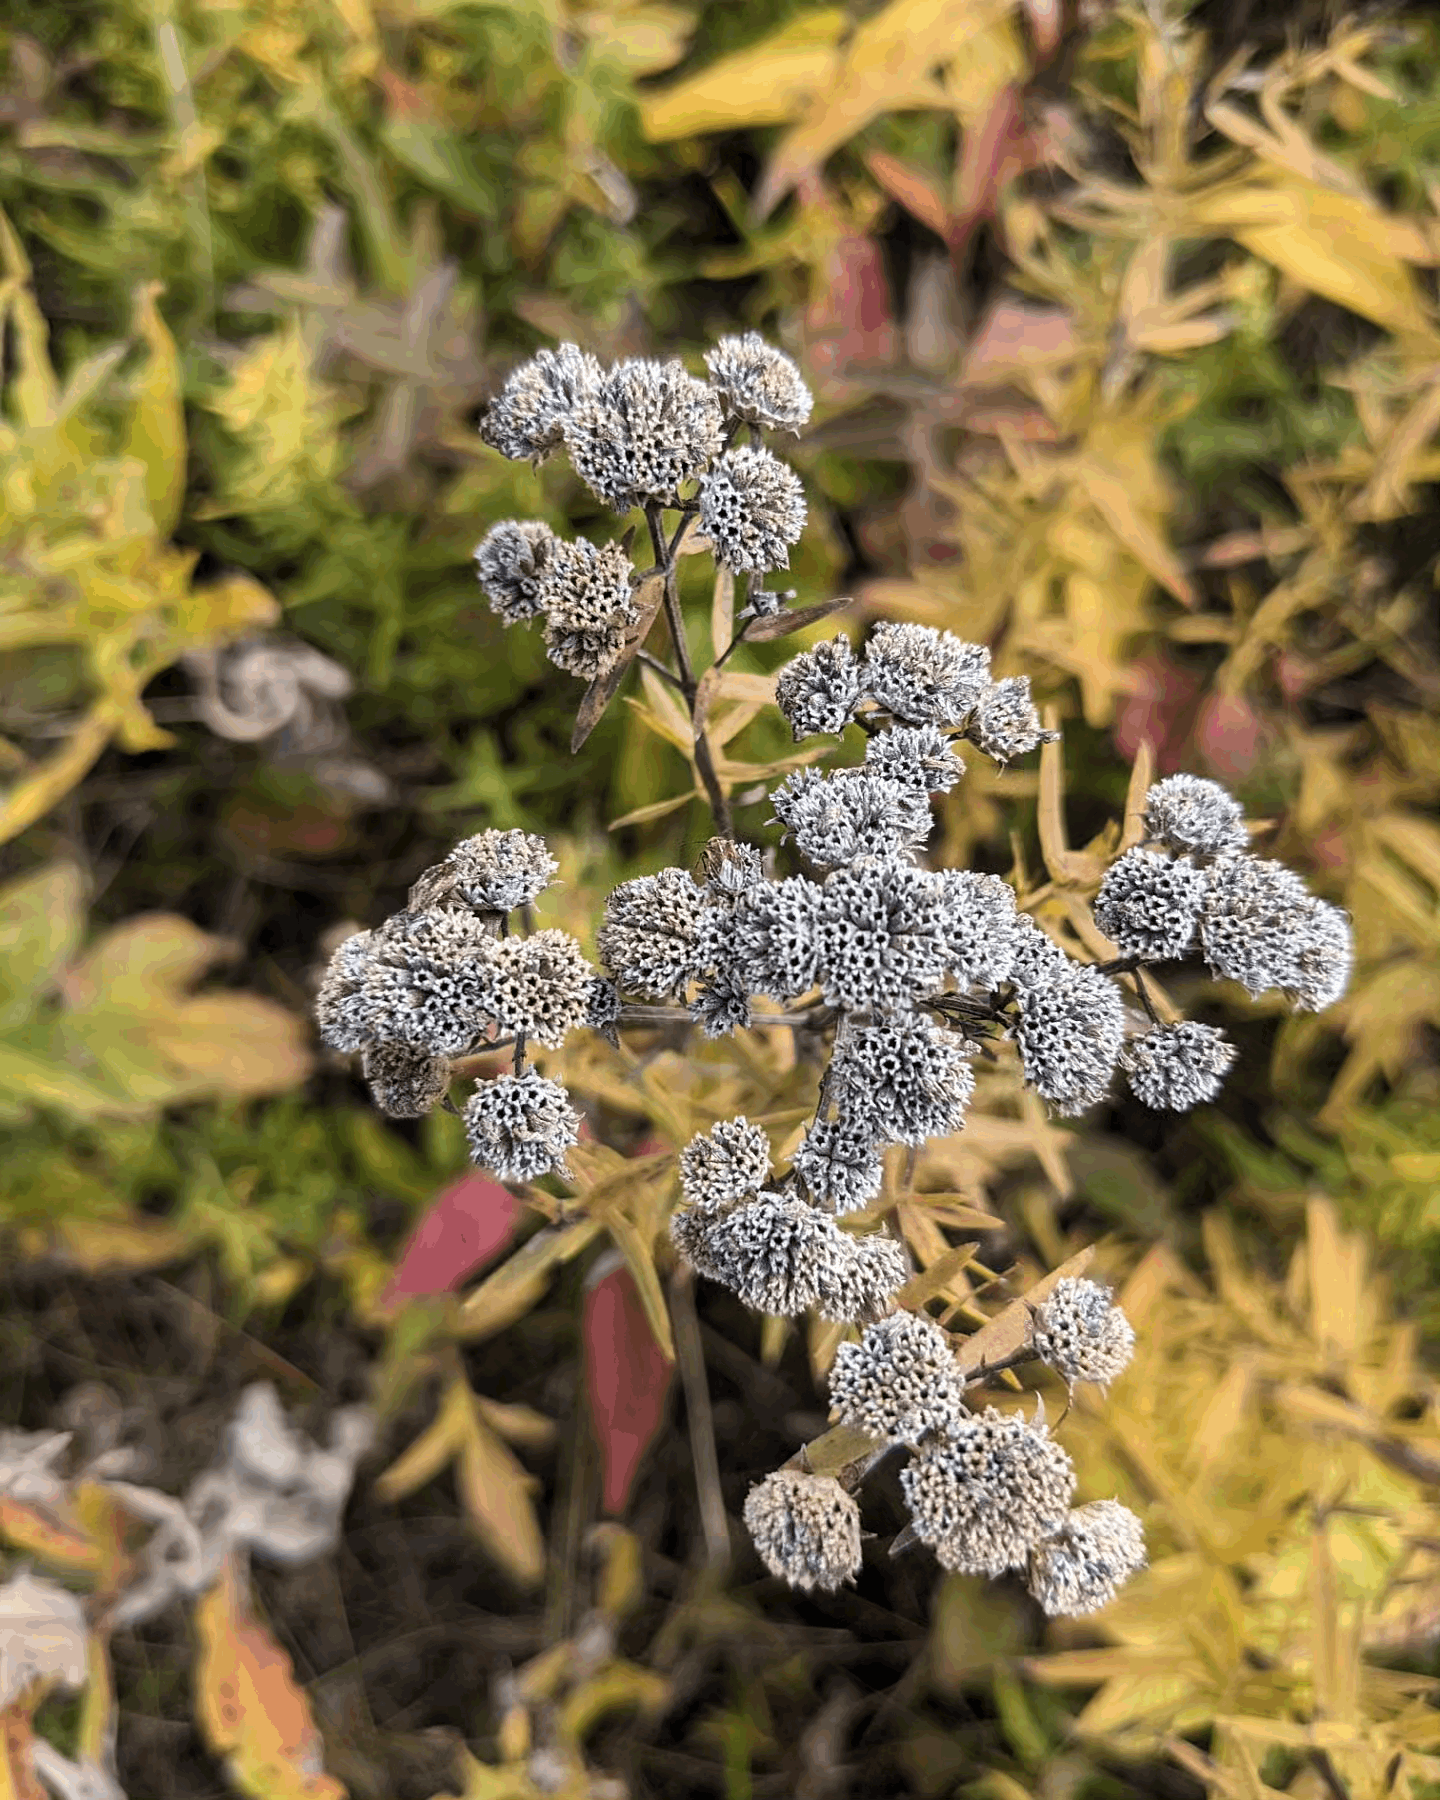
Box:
[775,638,862,740]
[437,829,559,914]
[1198,855,1320,1001]
[474,520,557,623]
[1143,774,1248,857]
[1027,1499,1147,1617]
[860,623,991,727]
[964,676,1057,765]
[705,333,814,433]
[463,1071,580,1183]
[742,1469,861,1592]
[1031,1277,1135,1389]
[480,343,603,463]
[565,357,724,512]
[1093,848,1208,963]
[1121,1020,1236,1111]
[698,446,806,574]
[361,1042,452,1117]
[539,537,638,681]
[790,1118,883,1216]
[597,867,708,1000]
[828,1311,967,1444]
[771,767,932,868]
[900,1404,1077,1577]
[486,929,595,1049]
[1014,964,1125,1116]
[679,1118,771,1213]
[865,723,963,794]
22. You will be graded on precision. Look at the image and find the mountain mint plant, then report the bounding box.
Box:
[315,334,1354,1619]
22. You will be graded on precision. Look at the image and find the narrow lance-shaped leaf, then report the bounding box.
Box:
[584,1258,675,1514]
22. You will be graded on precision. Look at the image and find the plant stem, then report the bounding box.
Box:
[646,501,734,839]
[670,1264,731,1574]
[636,649,685,691]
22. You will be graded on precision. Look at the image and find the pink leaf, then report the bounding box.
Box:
[1112,652,1202,775]
[1195,692,1266,780]
[584,1256,674,1515]
[381,1173,520,1309]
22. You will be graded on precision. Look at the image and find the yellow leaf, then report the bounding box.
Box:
[1191,179,1435,339]
[455,1387,546,1587]
[457,1218,606,1341]
[194,1557,346,1799]
[638,9,847,141]
[0,710,115,849]
[122,283,186,537]
[954,1244,1095,1377]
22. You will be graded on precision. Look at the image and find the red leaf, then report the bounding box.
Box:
[584,1257,674,1515]
[1195,692,1267,780]
[802,190,896,394]
[1112,652,1202,775]
[381,1173,520,1308]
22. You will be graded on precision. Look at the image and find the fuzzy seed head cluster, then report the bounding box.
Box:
[1143,773,1249,857]
[480,343,603,464]
[743,1470,861,1591]
[1031,1278,1136,1390]
[900,1404,1077,1577]
[679,1118,771,1212]
[597,867,708,1000]
[1093,848,1208,963]
[729,875,822,1003]
[815,862,949,1014]
[1200,854,1353,1007]
[964,676,1057,765]
[790,1117,884,1215]
[705,333,814,433]
[566,357,724,512]
[775,637,862,740]
[431,829,558,915]
[861,623,992,727]
[772,766,932,868]
[487,930,595,1049]
[541,537,639,680]
[1027,1500,1148,1617]
[1121,1020,1237,1111]
[865,723,963,795]
[463,1071,580,1184]
[1014,962,1126,1116]
[939,871,1019,989]
[474,519,555,623]
[696,1192,907,1323]
[828,1311,968,1444]
[1007,914,1072,991]
[348,908,500,1058]
[829,1021,975,1148]
[699,447,807,574]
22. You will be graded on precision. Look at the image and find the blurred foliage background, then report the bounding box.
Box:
[3,0,1440,1794]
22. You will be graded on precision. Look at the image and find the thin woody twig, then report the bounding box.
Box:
[669,1264,731,1574]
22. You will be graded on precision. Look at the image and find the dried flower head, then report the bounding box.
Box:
[698,446,807,574]
[540,537,638,680]
[1013,963,1125,1116]
[775,637,862,740]
[938,871,1019,989]
[1031,1277,1135,1390]
[1027,1499,1147,1617]
[316,929,382,1053]
[704,1193,905,1321]
[679,1117,772,1212]
[861,623,992,727]
[790,1117,884,1215]
[565,357,724,511]
[597,867,709,1000]
[742,1469,861,1592]
[1006,915,1072,991]
[436,829,559,914]
[696,837,765,905]
[705,333,814,433]
[1288,896,1354,1012]
[828,1311,967,1444]
[900,1403,1077,1577]
[474,519,557,623]
[815,862,949,1014]
[689,972,753,1038]
[585,975,622,1046]
[361,1042,452,1118]
[1199,855,1339,1003]
[771,767,932,868]
[1121,1020,1237,1111]
[668,1204,730,1283]
[463,1071,581,1183]
[480,343,603,463]
[730,875,823,1003]
[359,909,501,1057]
[816,1233,910,1325]
[965,676,1057,765]
[1093,848,1208,963]
[865,723,963,794]
[1143,774,1248,857]
[829,1020,975,1147]
[486,929,595,1049]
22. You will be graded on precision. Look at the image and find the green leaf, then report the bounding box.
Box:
[0,863,84,1033]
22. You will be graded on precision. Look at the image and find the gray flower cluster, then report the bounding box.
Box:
[476,521,638,683]
[314,830,593,1182]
